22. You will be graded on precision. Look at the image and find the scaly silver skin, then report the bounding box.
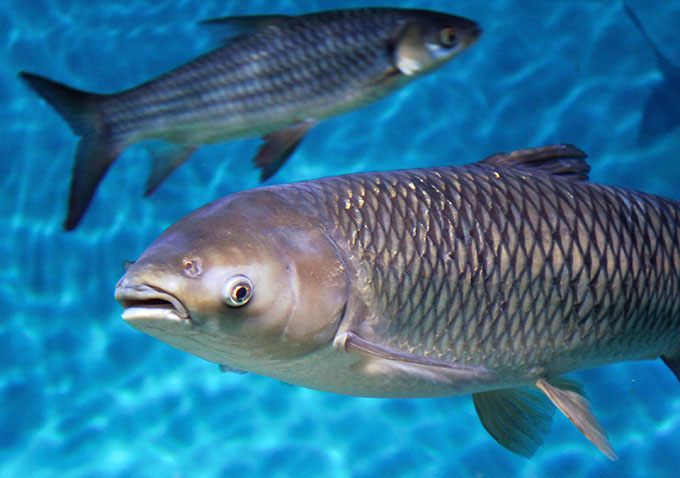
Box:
[21,8,479,229]
[105,8,474,146]
[282,158,680,384]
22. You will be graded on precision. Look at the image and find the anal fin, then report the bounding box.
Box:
[335,332,497,388]
[472,388,554,458]
[536,377,617,460]
[254,120,316,181]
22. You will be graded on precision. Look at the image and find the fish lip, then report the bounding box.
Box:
[115,283,191,323]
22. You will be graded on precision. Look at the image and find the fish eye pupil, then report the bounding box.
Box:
[234,285,249,301]
[439,28,457,47]
[223,275,253,307]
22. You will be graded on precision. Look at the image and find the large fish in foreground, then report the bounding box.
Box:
[115,145,680,459]
[19,8,480,230]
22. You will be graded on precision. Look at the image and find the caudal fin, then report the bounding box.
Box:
[19,72,120,230]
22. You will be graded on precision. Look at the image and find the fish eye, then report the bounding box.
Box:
[223,275,253,307]
[182,258,202,277]
[438,28,458,47]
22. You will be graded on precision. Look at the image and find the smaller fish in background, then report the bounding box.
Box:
[18,8,481,230]
[624,4,680,145]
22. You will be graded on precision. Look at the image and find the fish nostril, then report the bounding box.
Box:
[115,276,137,290]
[123,260,135,272]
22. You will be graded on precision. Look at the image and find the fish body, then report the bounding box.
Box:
[19,8,480,229]
[115,145,680,458]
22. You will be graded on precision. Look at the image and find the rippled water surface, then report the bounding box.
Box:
[2,1,679,476]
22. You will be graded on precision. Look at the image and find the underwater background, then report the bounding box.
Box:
[2,0,679,476]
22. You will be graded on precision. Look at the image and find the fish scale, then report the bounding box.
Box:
[284,160,680,376]
[107,12,402,141]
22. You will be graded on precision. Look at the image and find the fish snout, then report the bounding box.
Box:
[115,282,190,323]
[466,24,482,45]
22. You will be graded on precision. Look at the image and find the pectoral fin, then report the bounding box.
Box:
[536,377,616,460]
[335,332,497,388]
[219,364,247,374]
[472,388,555,458]
[144,144,198,196]
[254,120,316,181]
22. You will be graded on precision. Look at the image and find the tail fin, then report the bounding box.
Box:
[19,72,120,230]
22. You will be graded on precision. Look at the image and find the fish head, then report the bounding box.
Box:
[115,189,349,369]
[394,10,481,75]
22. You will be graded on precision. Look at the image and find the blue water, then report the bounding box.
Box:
[2,0,679,476]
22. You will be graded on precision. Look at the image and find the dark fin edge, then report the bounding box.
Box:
[472,388,554,458]
[480,144,590,181]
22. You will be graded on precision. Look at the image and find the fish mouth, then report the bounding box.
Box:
[115,283,190,323]
[461,24,482,48]
[468,25,482,43]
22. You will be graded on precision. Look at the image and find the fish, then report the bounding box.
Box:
[115,144,680,459]
[18,8,481,230]
[624,4,680,146]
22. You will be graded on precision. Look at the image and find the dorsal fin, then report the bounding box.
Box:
[480,144,590,181]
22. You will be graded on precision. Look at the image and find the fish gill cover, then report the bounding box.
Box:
[1,1,679,477]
